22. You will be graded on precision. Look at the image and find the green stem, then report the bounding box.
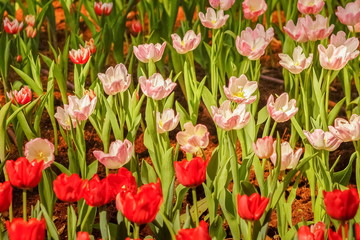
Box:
[324,71,331,127]
[299,76,310,130]
[192,187,199,226]
[80,206,93,231]
[200,148,207,160]
[247,221,253,240]
[23,189,27,221]
[105,168,109,176]
[133,224,140,239]
[341,222,346,240]
[269,122,278,137]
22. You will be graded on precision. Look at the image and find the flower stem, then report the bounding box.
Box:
[247,221,253,240]
[269,122,278,137]
[133,224,140,239]
[192,187,199,226]
[22,189,27,221]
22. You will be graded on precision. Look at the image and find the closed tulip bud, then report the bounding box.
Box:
[223,75,258,104]
[209,0,235,10]
[0,181,12,212]
[156,109,180,133]
[67,94,97,121]
[139,73,176,100]
[329,114,360,142]
[69,47,91,64]
[24,138,55,169]
[175,220,211,240]
[25,25,36,38]
[297,222,325,240]
[16,55,22,62]
[6,218,46,240]
[237,193,269,221]
[174,157,209,188]
[242,0,267,21]
[279,46,313,74]
[76,232,91,240]
[270,141,303,171]
[3,17,23,34]
[323,188,359,221]
[267,93,298,123]
[94,2,113,16]
[252,136,274,159]
[130,20,142,35]
[25,15,35,27]
[133,42,166,63]
[198,8,229,29]
[303,129,342,151]
[176,122,210,154]
[171,30,201,54]
[297,0,325,14]
[8,86,32,105]
[97,63,131,95]
[53,173,87,202]
[335,0,360,26]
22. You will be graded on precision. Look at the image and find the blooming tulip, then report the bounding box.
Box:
[237,193,269,221]
[24,138,55,169]
[297,0,325,15]
[323,188,359,221]
[297,222,325,240]
[3,17,23,34]
[53,173,87,202]
[25,26,37,38]
[7,86,32,105]
[6,157,44,189]
[267,93,298,123]
[209,0,235,10]
[0,181,12,212]
[198,8,229,29]
[242,0,267,21]
[236,24,274,60]
[69,47,91,64]
[84,38,96,54]
[330,31,360,55]
[283,18,308,43]
[171,30,201,54]
[83,174,113,207]
[335,0,360,26]
[139,73,176,100]
[76,232,91,240]
[133,42,166,63]
[329,114,360,142]
[94,2,113,16]
[304,15,334,41]
[270,141,303,171]
[116,181,163,225]
[174,157,209,188]
[54,106,77,130]
[223,75,258,104]
[328,228,342,240]
[252,136,274,159]
[67,94,97,121]
[156,109,180,133]
[6,218,46,240]
[175,220,211,240]
[25,15,35,27]
[211,100,250,130]
[278,46,313,74]
[318,44,357,71]
[106,168,137,200]
[176,122,210,154]
[98,63,131,95]
[303,129,342,151]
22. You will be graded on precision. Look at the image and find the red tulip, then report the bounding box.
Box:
[175,220,211,240]
[323,188,359,221]
[107,168,137,200]
[328,228,342,240]
[237,193,269,221]
[53,173,87,202]
[116,181,162,225]
[6,157,43,189]
[174,157,209,188]
[76,231,90,240]
[130,21,142,35]
[69,47,91,65]
[297,222,325,240]
[0,181,12,212]
[356,223,360,240]
[8,86,32,105]
[6,218,46,240]
[83,174,113,207]
[94,2,113,16]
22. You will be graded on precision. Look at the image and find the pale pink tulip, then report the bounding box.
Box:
[303,129,342,151]
[236,24,274,60]
[176,122,210,154]
[171,30,201,54]
[25,26,37,38]
[98,64,131,95]
[25,15,35,27]
[328,114,360,142]
[270,141,303,171]
[318,44,359,70]
[304,15,334,41]
[139,73,176,100]
[24,138,55,169]
[330,31,360,60]
[211,101,250,130]
[267,93,298,123]
[335,0,360,26]
[242,0,267,21]
[69,47,91,64]
[54,106,77,130]
[278,46,313,74]
[297,0,325,15]
[198,8,229,29]
[67,94,97,121]
[133,42,166,63]
[209,0,236,10]
[224,74,258,104]
[156,109,180,133]
[252,136,274,159]
[283,18,308,43]
[93,139,133,169]
[94,2,113,16]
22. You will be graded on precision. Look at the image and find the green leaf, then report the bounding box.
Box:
[40,204,59,240]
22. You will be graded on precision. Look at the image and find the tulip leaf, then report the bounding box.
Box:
[141,159,158,185]
[11,66,43,95]
[0,102,11,162]
[218,189,241,240]
[40,204,59,240]
[328,97,345,126]
[332,152,356,186]
[209,215,226,240]
[86,160,98,180]
[53,162,71,176]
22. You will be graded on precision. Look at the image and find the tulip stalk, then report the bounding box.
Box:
[133,223,140,239]
[192,187,200,226]
[23,189,27,221]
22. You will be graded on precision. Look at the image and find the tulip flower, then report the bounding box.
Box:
[267,93,298,123]
[24,138,55,169]
[318,44,358,71]
[94,2,113,16]
[139,73,176,100]
[25,26,37,38]
[116,181,163,225]
[171,30,201,54]
[6,218,46,240]
[330,31,360,53]
[84,38,96,54]
[209,0,235,10]
[303,129,342,151]
[7,86,32,105]
[133,42,166,63]
[83,174,113,207]
[174,157,209,188]
[106,168,137,200]
[176,122,210,154]
[25,15,35,27]
[130,20,142,35]
[323,188,359,221]
[0,181,12,212]
[297,222,325,240]
[329,114,360,142]
[242,0,267,21]
[211,100,250,131]
[348,22,360,32]
[93,139,133,169]
[236,24,274,60]
[283,18,308,43]
[97,63,131,95]
[156,109,180,133]
[54,106,77,130]
[67,94,97,121]
[198,8,229,29]
[252,136,274,159]
[6,157,44,189]
[76,232,91,240]
[53,173,87,202]
[16,55,22,62]
[270,141,303,171]
[278,46,313,74]
[297,0,325,15]
[3,17,23,34]
[175,220,211,240]
[335,0,360,26]
[223,75,258,104]
[237,193,269,221]
[328,228,342,240]
[304,15,334,41]
[69,47,91,64]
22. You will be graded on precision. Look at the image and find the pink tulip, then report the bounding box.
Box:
[335,0,360,26]
[133,42,166,63]
[242,0,267,21]
[3,17,23,34]
[318,44,359,70]
[236,24,274,60]
[283,18,308,43]
[25,15,35,27]
[303,129,342,151]
[24,138,55,169]
[54,106,77,130]
[278,46,313,74]
[198,8,229,29]
[304,15,334,41]
[25,26,37,38]
[94,2,113,16]
[297,0,325,15]
[223,75,258,104]
[93,140,133,169]
[156,109,180,134]
[139,73,176,100]
[171,30,201,54]
[330,31,360,60]
[97,64,131,95]
[209,0,235,10]
[267,93,298,123]
[329,114,360,142]
[67,94,97,121]
[211,100,250,130]
[7,86,32,105]
[270,141,303,171]
[252,136,274,159]
[348,22,360,32]
[176,122,210,154]
[69,47,91,64]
